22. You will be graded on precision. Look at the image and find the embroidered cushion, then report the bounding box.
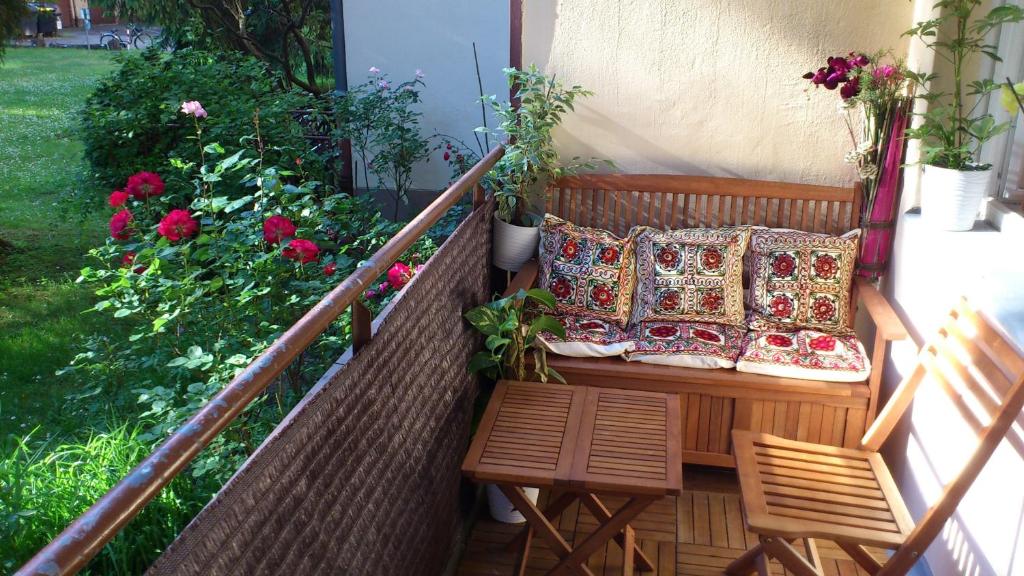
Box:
[537,315,635,358]
[746,228,859,334]
[735,330,870,383]
[626,321,747,369]
[631,226,751,326]
[538,215,636,327]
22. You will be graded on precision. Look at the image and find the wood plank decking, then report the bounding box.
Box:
[457,467,886,576]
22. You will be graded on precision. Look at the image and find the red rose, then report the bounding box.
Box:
[109,210,133,240]
[649,325,679,338]
[701,247,723,270]
[656,246,680,269]
[263,215,297,244]
[121,251,136,267]
[561,238,579,260]
[808,335,837,352]
[598,246,619,265]
[282,238,320,264]
[108,190,129,207]
[811,296,836,322]
[125,171,165,199]
[813,254,839,280]
[658,290,681,312]
[157,209,199,242]
[323,262,337,276]
[590,283,615,307]
[550,277,573,300]
[769,294,794,318]
[692,328,722,343]
[387,262,412,288]
[772,253,796,278]
[765,334,794,348]
[701,291,724,312]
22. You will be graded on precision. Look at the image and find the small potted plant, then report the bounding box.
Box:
[464,288,565,522]
[904,0,1024,231]
[480,66,604,271]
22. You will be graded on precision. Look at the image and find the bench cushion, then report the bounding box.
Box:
[631,226,751,326]
[736,330,871,382]
[539,215,637,327]
[626,320,747,369]
[746,228,860,335]
[538,315,635,357]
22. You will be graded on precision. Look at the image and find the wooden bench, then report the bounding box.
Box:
[509,174,908,468]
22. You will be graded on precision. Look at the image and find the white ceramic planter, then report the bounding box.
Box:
[920,164,991,232]
[492,214,540,272]
[486,484,539,524]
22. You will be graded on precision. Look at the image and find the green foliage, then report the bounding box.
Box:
[81,48,320,192]
[1,424,211,574]
[0,0,26,62]
[464,288,565,384]
[904,0,1024,170]
[325,70,431,218]
[479,66,606,225]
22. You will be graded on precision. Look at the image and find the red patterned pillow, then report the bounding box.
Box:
[630,227,751,326]
[736,330,870,383]
[538,215,636,327]
[537,315,635,358]
[746,228,859,334]
[626,321,746,369]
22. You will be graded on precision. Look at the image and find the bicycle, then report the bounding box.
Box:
[98,23,154,50]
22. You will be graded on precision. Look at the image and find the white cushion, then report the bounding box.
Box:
[538,315,635,358]
[736,330,871,383]
[625,321,746,369]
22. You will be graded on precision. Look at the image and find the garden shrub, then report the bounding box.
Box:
[0,424,212,575]
[81,48,321,193]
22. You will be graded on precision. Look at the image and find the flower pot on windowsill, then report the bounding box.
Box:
[920,164,991,232]
[486,484,539,523]
[492,214,540,272]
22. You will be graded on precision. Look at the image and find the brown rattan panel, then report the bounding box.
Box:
[147,203,494,576]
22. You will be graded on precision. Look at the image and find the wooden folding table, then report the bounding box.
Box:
[462,380,682,576]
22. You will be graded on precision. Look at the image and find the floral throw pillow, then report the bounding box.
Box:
[538,215,636,327]
[626,321,747,369]
[746,228,859,334]
[537,315,635,358]
[736,330,870,383]
[630,226,751,326]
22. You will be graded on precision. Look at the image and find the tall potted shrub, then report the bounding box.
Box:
[481,66,602,271]
[904,0,1024,231]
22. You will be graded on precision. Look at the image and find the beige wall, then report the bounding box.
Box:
[522,0,913,187]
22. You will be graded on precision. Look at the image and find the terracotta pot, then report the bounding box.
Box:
[486,484,539,524]
[492,214,540,271]
[920,164,991,231]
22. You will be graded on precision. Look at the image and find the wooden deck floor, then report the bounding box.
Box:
[457,467,886,576]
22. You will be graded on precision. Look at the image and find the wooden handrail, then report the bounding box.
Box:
[16,145,504,576]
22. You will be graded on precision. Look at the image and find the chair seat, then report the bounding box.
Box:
[732,430,916,549]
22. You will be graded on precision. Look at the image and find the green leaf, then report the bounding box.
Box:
[223,195,254,213]
[113,308,132,318]
[529,315,565,339]
[467,351,498,374]
[524,288,557,310]
[485,335,511,351]
[167,357,189,367]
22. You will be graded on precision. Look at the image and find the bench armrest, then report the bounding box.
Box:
[854,277,907,341]
[501,259,539,298]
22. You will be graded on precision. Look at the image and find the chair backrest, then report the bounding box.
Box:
[860,299,1024,574]
[547,174,862,237]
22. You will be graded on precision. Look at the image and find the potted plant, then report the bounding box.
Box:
[464,288,565,522]
[480,66,604,271]
[904,0,1024,231]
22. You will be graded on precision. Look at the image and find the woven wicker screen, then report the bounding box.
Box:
[148,203,494,576]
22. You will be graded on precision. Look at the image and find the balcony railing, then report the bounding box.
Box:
[17,146,505,576]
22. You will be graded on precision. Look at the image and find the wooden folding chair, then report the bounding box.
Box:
[726,299,1024,576]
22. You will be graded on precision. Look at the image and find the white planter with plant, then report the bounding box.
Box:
[480,66,607,271]
[904,1,1024,231]
[464,288,566,522]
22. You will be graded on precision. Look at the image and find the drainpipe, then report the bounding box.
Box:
[329,0,354,193]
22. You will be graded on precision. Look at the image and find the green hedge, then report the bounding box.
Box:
[81,48,321,193]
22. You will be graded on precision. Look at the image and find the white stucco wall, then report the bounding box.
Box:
[522,0,914,187]
[343,0,509,191]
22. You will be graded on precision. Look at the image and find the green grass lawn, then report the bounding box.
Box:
[0,48,116,438]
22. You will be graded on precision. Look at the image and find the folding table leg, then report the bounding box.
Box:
[760,536,823,576]
[579,494,656,572]
[506,491,579,553]
[515,525,533,576]
[622,525,635,576]
[546,496,657,576]
[499,485,594,576]
[725,543,765,575]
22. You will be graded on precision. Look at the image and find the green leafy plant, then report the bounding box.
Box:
[480,66,605,225]
[904,0,1024,170]
[464,288,566,383]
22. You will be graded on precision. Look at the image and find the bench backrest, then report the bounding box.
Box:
[547,174,862,237]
